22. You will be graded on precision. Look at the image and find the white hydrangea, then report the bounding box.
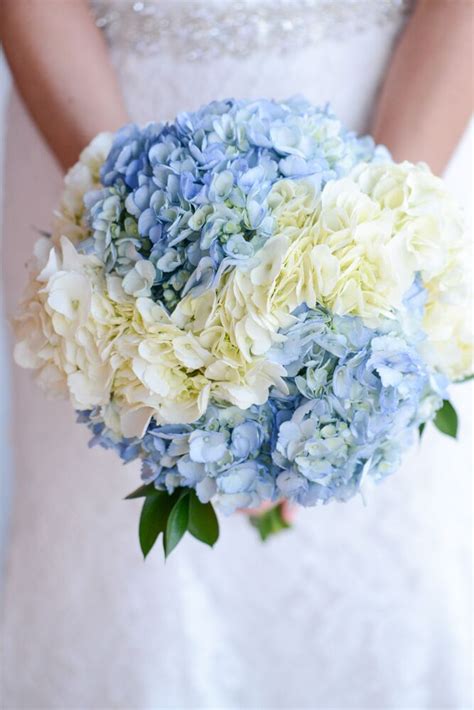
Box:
[14,237,116,408]
[213,162,472,380]
[15,235,287,438]
[51,132,113,244]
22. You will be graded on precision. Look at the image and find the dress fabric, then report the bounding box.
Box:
[0,2,472,708]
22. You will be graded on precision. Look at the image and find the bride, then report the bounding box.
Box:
[0,1,472,707]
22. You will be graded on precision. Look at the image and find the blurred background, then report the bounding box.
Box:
[0,51,12,587]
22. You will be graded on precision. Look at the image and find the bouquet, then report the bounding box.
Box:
[14,98,472,557]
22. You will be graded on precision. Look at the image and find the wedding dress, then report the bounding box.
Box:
[1,1,472,708]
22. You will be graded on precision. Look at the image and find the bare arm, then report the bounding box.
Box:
[0,0,128,170]
[372,0,473,175]
[1,1,472,175]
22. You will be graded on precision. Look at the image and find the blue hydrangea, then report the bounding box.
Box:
[73,99,447,514]
[78,292,446,513]
[79,403,285,513]
[80,97,385,309]
[268,304,446,505]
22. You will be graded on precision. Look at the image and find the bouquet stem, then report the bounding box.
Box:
[248,501,292,541]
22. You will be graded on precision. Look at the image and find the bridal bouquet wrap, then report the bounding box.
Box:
[15,98,472,556]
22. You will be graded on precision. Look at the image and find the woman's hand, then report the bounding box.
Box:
[0,0,128,170]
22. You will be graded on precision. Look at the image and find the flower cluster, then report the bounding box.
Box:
[80,299,446,510]
[81,98,383,309]
[15,98,472,518]
[80,402,279,514]
[270,304,446,505]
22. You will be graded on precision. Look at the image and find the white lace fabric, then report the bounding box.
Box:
[90,0,412,61]
[91,0,412,133]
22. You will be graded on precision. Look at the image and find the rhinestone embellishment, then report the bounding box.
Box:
[91,0,412,62]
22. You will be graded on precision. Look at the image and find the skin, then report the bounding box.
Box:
[0,0,128,170]
[372,0,473,174]
[1,0,472,173]
[1,0,472,523]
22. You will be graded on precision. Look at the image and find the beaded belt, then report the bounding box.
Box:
[91,0,412,62]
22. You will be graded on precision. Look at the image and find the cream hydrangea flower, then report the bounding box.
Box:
[421,299,472,380]
[14,236,117,408]
[106,292,287,435]
[212,162,472,379]
[15,235,287,438]
[353,161,472,379]
[14,147,471,438]
[51,132,113,245]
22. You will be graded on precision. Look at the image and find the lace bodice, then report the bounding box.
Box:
[91,0,412,62]
[89,0,413,133]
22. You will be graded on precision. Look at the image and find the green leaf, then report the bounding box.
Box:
[138,490,178,558]
[188,491,219,547]
[249,502,291,542]
[434,399,458,439]
[125,482,159,499]
[164,492,190,558]
[455,373,473,384]
[418,422,426,440]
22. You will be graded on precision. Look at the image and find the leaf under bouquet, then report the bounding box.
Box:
[14,98,472,557]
